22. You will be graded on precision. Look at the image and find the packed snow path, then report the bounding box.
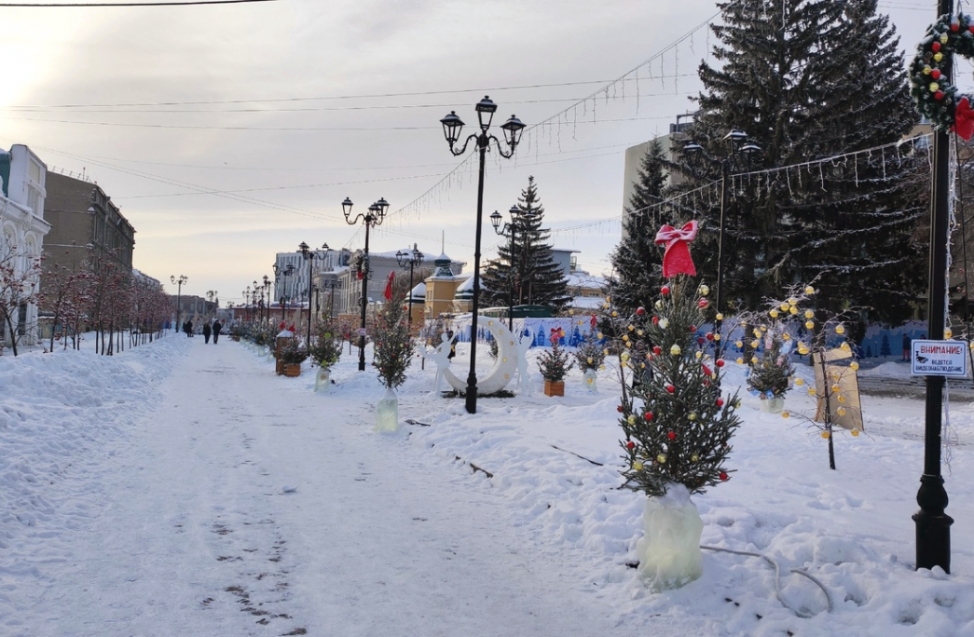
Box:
[9,338,655,636]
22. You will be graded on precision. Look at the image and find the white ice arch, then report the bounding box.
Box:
[443,316,518,395]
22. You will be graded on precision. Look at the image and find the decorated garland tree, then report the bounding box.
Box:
[373,290,413,389]
[737,303,797,407]
[616,221,741,591]
[537,327,574,385]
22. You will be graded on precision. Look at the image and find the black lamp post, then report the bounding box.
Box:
[396,244,425,335]
[682,130,761,360]
[170,274,187,334]
[262,275,270,323]
[439,96,525,414]
[490,204,531,332]
[343,197,389,371]
[299,241,328,342]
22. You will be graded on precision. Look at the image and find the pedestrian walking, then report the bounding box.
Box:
[202,321,212,344]
[185,320,194,337]
[212,320,222,344]
[902,333,911,361]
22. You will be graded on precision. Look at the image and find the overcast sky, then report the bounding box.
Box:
[0,0,941,304]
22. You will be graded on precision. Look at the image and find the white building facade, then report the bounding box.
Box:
[0,145,52,348]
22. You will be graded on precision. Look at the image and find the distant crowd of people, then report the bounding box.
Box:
[182,319,222,344]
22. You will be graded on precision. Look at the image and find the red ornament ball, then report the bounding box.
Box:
[626,440,635,450]
[969,25,974,33]
[616,405,624,413]
[667,431,677,441]
[698,298,709,309]
[636,306,646,316]
[661,285,671,296]
[665,384,676,394]
[935,90,945,101]
[715,359,725,368]
[689,325,697,332]
[652,316,659,326]
[951,21,960,32]
[716,398,724,407]
[933,41,942,52]
[706,332,714,341]
[719,471,729,481]
[697,337,705,346]
[652,346,662,355]
[932,68,942,80]
[644,411,654,421]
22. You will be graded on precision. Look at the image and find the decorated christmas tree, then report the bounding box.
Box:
[619,276,742,498]
[309,319,342,370]
[372,292,413,389]
[738,304,796,402]
[574,331,606,372]
[537,327,574,382]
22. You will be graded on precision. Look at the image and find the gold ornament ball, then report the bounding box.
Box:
[770,309,780,318]
[851,429,861,437]
[699,284,710,296]
[804,286,816,295]
[930,82,940,92]
[821,431,831,439]
[789,306,799,315]
[627,415,636,425]
[716,313,724,321]
[935,52,944,62]
[752,340,760,349]
[753,329,761,338]
[637,330,644,336]
[923,65,932,75]
[837,407,847,416]
[850,362,860,371]
[788,297,798,306]
[736,357,744,364]
[782,411,790,419]
[628,324,634,331]
[670,344,682,356]
[837,395,847,403]
[840,342,851,352]
[690,453,700,462]
[714,334,721,341]
[795,378,805,386]
[655,300,663,310]
[695,351,703,360]
[808,388,817,396]
[633,461,644,471]
[597,332,604,339]
[586,377,594,385]
[751,356,759,364]
[945,328,953,339]
[836,325,846,335]
[804,310,814,319]
[805,320,815,330]
[735,340,744,348]
[780,302,790,311]
[587,357,593,364]
[657,454,667,464]
[941,33,949,43]
[831,384,841,393]
[688,412,697,421]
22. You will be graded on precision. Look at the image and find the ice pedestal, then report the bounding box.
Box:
[760,395,785,413]
[583,369,598,392]
[637,483,703,591]
[314,368,331,393]
[375,388,400,433]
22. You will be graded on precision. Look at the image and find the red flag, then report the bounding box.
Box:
[383,271,396,301]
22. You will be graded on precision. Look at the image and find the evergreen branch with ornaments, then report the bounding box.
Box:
[910,12,974,139]
[574,331,606,371]
[618,276,741,498]
[735,304,798,400]
[756,284,864,470]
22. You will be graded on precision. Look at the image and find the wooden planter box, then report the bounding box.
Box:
[543,379,565,397]
[283,363,302,377]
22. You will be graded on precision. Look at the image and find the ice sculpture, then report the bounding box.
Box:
[636,483,703,591]
[375,387,400,433]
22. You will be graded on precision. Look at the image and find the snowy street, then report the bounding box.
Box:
[7,334,974,636]
[3,337,659,637]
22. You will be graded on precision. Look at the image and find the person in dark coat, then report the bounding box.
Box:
[212,320,222,344]
[902,333,911,361]
[202,321,212,344]
[447,330,456,359]
[185,320,194,337]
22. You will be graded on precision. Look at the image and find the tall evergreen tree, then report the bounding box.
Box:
[481,176,570,311]
[682,0,927,324]
[609,138,672,317]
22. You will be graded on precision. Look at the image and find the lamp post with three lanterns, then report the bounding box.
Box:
[343,197,389,371]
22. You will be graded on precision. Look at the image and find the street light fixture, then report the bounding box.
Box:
[343,197,390,371]
[299,241,329,343]
[170,274,187,334]
[490,204,531,332]
[682,130,761,360]
[396,244,425,336]
[439,96,525,414]
[262,275,270,324]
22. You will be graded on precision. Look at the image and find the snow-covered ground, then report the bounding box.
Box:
[3,334,974,636]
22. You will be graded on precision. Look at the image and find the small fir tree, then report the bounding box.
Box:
[309,319,342,370]
[739,305,796,399]
[537,328,574,382]
[372,290,413,389]
[574,332,606,371]
[618,277,741,497]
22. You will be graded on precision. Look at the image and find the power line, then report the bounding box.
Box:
[0,0,274,6]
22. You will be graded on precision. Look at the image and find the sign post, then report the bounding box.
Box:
[911,340,968,378]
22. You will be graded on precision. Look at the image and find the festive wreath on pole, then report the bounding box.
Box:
[910,13,974,140]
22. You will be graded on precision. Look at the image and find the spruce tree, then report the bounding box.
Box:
[373,288,413,389]
[481,176,570,312]
[683,0,927,323]
[617,277,741,497]
[609,138,672,317]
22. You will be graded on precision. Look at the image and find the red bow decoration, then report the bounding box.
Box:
[954,97,974,140]
[383,271,396,301]
[655,221,699,278]
[550,327,565,345]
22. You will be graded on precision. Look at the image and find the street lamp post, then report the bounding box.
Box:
[343,197,390,371]
[439,96,525,414]
[396,244,425,335]
[170,275,187,334]
[490,204,530,332]
[682,130,761,360]
[299,241,329,343]
[262,275,270,324]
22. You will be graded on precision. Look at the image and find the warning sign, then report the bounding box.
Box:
[911,340,969,377]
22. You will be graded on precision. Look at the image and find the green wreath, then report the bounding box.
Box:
[910,13,974,140]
